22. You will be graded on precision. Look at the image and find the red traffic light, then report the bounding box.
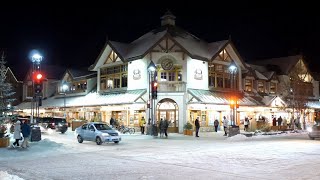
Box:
[36,73,43,80]
[33,72,44,82]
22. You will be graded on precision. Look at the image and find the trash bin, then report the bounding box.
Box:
[228,125,240,137]
[152,124,158,136]
[30,125,41,142]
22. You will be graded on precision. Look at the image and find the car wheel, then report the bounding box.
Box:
[96,137,102,145]
[77,135,83,143]
[61,131,66,134]
[309,137,315,140]
[114,141,119,144]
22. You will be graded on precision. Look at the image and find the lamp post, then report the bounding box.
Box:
[147,60,157,136]
[62,84,68,118]
[31,53,43,124]
[228,60,240,136]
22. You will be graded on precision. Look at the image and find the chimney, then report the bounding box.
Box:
[161,10,176,26]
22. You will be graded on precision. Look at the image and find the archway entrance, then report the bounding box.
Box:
[157,98,179,133]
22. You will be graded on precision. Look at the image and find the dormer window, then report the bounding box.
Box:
[245,79,253,92]
[270,82,277,94]
[257,81,265,93]
[100,64,128,90]
[208,63,235,89]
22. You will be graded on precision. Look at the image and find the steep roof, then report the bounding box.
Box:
[42,65,67,80]
[101,26,230,62]
[247,64,276,80]
[68,68,96,79]
[249,55,302,75]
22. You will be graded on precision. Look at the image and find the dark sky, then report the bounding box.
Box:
[0,2,319,79]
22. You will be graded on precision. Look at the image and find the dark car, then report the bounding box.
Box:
[37,117,68,133]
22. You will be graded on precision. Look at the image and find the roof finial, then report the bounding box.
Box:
[161,10,176,26]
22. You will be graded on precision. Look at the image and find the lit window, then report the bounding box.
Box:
[245,79,252,92]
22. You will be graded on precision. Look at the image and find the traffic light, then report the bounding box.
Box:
[236,100,239,108]
[230,99,235,108]
[151,81,158,99]
[34,72,44,94]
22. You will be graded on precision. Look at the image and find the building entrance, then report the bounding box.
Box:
[157,98,179,133]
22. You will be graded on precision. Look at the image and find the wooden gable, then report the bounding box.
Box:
[214,49,232,62]
[151,36,183,53]
[104,51,121,64]
[63,72,72,82]
[290,59,312,83]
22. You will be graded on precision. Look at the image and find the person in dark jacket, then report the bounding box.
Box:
[21,120,31,148]
[195,117,200,137]
[110,117,115,128]
[214,119,219,132]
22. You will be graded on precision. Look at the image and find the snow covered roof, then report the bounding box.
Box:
[15,89,146,109]
[254,70,268,80]
[249,55,303,75]
[247,63,276,80]
[188,89,258,106]
[93,26,230,67]
[42,65,67,80]
[306,101,320,109]
[67,68,96,79]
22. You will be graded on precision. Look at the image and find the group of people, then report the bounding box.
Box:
[272,115,285,126]
[194,116,239,137]
[139,116,170,138]
[11,119,31,148]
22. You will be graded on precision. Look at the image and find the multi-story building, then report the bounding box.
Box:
[15,12,320,132]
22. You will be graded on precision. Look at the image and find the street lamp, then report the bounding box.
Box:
[147,60,157,136]
[228,60,238,127]
[62,84,68,118]
[30,52,43,124]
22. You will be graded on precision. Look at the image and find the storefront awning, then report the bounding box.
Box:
[188,89,258,106]
[15,89,147,110]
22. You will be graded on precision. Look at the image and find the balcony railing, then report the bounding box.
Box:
[157,81,186,92]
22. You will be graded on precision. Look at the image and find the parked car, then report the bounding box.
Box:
[75,122,121,145]
[37,117,68,134]
[307,124,320,140]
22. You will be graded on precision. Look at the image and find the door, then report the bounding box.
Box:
[159,110,178,133]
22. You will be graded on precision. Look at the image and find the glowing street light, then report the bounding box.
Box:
[147,60,157,136]
[62,84,69,118]
[228,60,238,128]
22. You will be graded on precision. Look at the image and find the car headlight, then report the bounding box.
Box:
[102,133,110,137]
[307,127,312,132]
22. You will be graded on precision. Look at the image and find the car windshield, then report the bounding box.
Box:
[94,124,112,130]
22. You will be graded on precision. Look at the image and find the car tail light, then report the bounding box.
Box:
[65,123,68,126]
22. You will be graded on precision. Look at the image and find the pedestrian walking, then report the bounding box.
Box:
[222,116,229,136]
[159,118,169,138]
[195,117,200,137]
[12,120,21,148]
[21,120,31,148]
[140,116,146,135]
[214,119,219,132]
[244,117,249,131]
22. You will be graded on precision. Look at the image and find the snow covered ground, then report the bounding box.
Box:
[1,129,320,180]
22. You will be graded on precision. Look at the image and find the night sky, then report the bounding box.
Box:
[0,2,319,80]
